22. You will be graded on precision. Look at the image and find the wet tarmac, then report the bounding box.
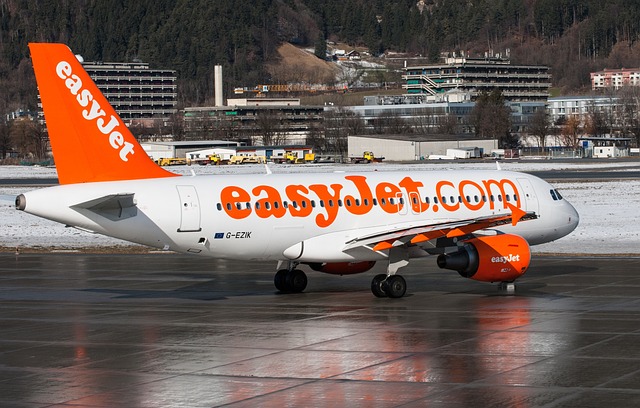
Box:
[0,253,639,407]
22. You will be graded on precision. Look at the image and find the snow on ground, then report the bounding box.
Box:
[1,161,640,254]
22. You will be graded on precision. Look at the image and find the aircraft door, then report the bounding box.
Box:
[517,178,539,215]
[177,185,202,232]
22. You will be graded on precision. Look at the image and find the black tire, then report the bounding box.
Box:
[383,275,406,298]
[274,269,288,292]
[371,274,388,298]
[286,269,307,293]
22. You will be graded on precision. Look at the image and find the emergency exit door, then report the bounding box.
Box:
[177,185,201,232]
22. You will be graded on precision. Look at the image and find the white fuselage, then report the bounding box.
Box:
[19,170,579,261]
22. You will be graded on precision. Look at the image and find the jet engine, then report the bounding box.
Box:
[307,261,376,275]
[437,234,531,282]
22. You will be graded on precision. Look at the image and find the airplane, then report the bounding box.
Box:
[15,43,579,298]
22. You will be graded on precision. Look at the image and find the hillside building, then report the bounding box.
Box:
[591,68,640,90]
[403,55,551,102]
[183,100,324,145]
[81,60,177,123]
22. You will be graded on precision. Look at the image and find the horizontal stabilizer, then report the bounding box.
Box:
[71,193,137,221]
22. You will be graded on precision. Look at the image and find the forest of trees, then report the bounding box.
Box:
[4,0,640,115]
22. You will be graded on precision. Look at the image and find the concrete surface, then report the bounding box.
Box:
[0,253,639,407]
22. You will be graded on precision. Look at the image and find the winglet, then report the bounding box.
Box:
[29,43,177,184]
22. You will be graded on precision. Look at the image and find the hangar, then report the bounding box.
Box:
[348,135,498,161]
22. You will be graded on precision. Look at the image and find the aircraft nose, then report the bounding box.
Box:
[561,201,580,236]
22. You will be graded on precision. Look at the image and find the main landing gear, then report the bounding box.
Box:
[274,263,308,293]
[371,274,407,298]
[370,246,410,299]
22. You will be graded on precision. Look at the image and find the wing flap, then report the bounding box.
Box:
[345,211,537,253]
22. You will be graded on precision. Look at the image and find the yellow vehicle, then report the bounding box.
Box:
[287,151,316,163]
[155,157,189,166]
[228,154,266,165]
[272,151,317,164]
[350,151,384,164]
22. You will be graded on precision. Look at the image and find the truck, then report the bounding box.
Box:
[349,151,384,164]
[271,151,317,164]
[228,154,266,165]
[155,157,189,166]
[191,153,227,165]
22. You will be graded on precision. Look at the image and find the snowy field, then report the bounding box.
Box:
[1,160,640,254]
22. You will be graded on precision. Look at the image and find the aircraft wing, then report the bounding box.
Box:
[343,209,537,253]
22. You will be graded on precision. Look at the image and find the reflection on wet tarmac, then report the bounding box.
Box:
[0,253,639,407]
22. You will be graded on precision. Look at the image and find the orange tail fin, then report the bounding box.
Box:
[29,43,177,184]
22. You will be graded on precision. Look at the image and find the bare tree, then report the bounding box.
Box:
[167,113,186,141]
[529,108,551,148]
[585,102,607,137]
[256,111,288,146]
[437,113,459,135]
[324,107,363,156]
[559,115,582,148]
[471,89,513,147]
[11,119,48,160]
[0,121,12,160]
[618,87,640,146]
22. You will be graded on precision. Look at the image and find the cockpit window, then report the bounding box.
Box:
[549,189,564,201]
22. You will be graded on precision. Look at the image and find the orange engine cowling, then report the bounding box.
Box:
[307,261,376,275]
[437,234,531,282]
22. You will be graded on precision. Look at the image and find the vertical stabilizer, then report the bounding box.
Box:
[29,43,177,184]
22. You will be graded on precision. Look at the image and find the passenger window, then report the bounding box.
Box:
[389,198,395,205]
[301,201,307,208]
[346,199,352,206]
[338,199,343,207]
[292,201,298,208]
[265,202,271,210]
[320,200,325,208]
[283,201,289,208]
[372,198,378,206]
[311,200,316,208]
[226,203,232,210]
[274,201,279,209]
[441,196,446,204]
[236,202,242,210]
[355,199,360,206]
[255,202,261,210]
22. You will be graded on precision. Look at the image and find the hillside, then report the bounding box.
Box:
[3,0,640,114]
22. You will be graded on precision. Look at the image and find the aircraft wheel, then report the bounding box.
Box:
[371,274,388,298]
[286,269,307,293]
[274,269,288,292]
[383,275,406,298]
